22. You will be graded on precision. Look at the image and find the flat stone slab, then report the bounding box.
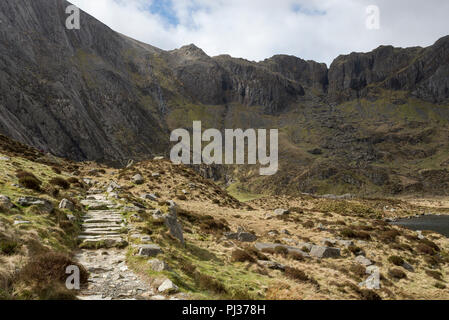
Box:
[138,244,163,257]
[309,246,341,259]
[355,255,373,266]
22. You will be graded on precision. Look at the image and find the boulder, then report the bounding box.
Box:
[17,197,53,213]
[148,259,171,272]
[0,195,13,209]
[274,208,289,216]
[151,209,164,219]
[59,198,75,211]
[402,261,414,272]
[225,228,257,242]
[141,193,158,201]
[138,244,163,257]
[255,243,310,257]
[355,255,373,266]
[163,201,184,245]
[158,279,178,294]
[107,181,121,193]
[82,178,94,186]
[309,245,341,259]
[265,208,289,219]
[132,174,144,185]
[360,266,380,290]
[258,260,286,271]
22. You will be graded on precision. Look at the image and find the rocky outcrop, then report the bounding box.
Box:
[328,37,449,103]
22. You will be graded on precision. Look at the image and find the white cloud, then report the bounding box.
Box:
[69,0,449,65]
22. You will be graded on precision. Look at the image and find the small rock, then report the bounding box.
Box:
[402,261,414,272]
[59,198,75,211]
[148,259,171,272]
[138,244,163,257]
[0,156,10,161]
[417,230,425,240]
[0,195,13,209]
[225,229,257,242]
[141,193,158,201]
[153,156,164,161]
[355,255,373,266]
[309,246,341,259]
[158,279,178,294]
[274,208,289,216]
[151,209,164,219]
[132,174,144,185]
[152,172,161,178]
[14,220,31,226]
[267,230,280,237]
[258,260,285,271]
[82,178,94,186]
[107,181,121,193]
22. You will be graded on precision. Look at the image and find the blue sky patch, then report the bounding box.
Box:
[291,3,326,16]
[148,0,179,26]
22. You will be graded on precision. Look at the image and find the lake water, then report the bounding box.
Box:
[391,215,449,237]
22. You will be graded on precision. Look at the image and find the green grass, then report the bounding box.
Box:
[226,183,263,202]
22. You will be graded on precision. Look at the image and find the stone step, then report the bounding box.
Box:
[84,211,123,216]
[83,212,123,217]
[78,234,124,240]
[81,222,125,229]
[83,218,123,224]
[81,230,122,236]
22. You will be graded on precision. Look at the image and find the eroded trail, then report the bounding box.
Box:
[74,194,163,300]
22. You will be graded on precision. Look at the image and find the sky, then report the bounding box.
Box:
[69,0,449,66]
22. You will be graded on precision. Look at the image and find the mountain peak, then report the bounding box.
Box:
[174,44,209,58]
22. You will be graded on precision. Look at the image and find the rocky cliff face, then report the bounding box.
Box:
[328,36,449,103]
[0,0,168,163]
[0,0,448,196]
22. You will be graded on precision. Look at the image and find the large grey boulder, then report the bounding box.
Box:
[0,195,13,209]
[138,244,163,257]
[158,279,178,294]
[225,227,257,242]
[360,266,381,290]
[18,197,53,213]
[309,245,341,259]
[163,201,184,245]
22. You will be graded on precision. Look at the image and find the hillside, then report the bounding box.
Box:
[1,134,449,300]
[0,0,448,196]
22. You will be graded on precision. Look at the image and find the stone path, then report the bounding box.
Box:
[75,193,166,300]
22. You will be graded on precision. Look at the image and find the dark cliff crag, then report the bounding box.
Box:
[1,0,449,195]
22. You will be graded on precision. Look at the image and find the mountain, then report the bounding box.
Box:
[1,0,449,196]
